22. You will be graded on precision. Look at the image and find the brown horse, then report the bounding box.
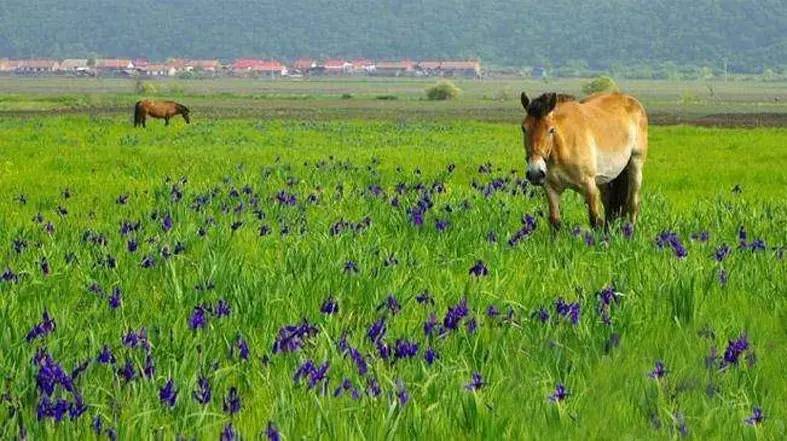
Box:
[134,100,190,128]
[520,92,648,229]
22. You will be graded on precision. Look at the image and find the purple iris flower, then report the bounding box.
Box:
[377,294,401,315]
[97,345,116,364]
[722,334,750,367]
[435,219,450,232]
[220,423,237,441]
[2,267,19,284]
[555,298,581,325]
[143,353,155,378]
[415,291,434,305]
[367,318,386,343]
[235,335,250,361]
[162,214,173,232]
[189,306,208,331]
[348,348,368,375]
[214,299,231,317]
[275,191,297,206]
[344,260,359,273]
[423,313,439,336]
[117,359,136,383]
[320,296,339,315]
[533,307,550,323]
[272,320,319,353]
[223,387,242,415]
[424,347,438,365]
[469,260,488,277]
[466,317,478,333]
[108,287,122,309]
[714,245,731,262]
[140,255,155,268]
[92,415,103,434]
[649,361,668,380]
[549,383,569,403]
[396,380,409,405]
[159,378,178,407]
[691,231,710,242]
[266,422,281,441]
[394,339,419,359]
[486,305,500,318]
[40,257,50,276]
[508,215,537,246]
[745,406,765,425]
[622,222,634,238]
[26,310,56,342]
[656,230,688,259]
[122,327,148,349]
[465,372,486,391]
[718,269,729,286]
[443,298,469,330]
[367,378,382,397]
[193,375,211,405]
[127,239,138,252]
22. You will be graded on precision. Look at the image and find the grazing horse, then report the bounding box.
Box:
[134,100,190,128]
[520,92,648,228]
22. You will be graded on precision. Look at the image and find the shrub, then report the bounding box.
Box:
[582,75,619,95]
[375,95,398,101]
[426,80,461,101]
[341,93,354,99]
[134,79,159,95]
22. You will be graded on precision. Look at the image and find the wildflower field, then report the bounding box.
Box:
[1,116,786,439]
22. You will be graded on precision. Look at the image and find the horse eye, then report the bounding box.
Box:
[549,127,556,135]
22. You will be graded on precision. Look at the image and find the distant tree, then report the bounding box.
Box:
[582,76,619,95]
[426,81,462,101]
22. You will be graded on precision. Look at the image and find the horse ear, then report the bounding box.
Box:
[521,92,530,111]
[546,93,558,113]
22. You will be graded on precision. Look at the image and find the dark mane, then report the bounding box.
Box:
[527,93,576,118]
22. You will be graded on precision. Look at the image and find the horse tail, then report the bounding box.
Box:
[134,101,143,126]
[605,162,630,224]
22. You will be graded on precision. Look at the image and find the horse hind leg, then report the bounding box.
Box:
[624,156,645,224]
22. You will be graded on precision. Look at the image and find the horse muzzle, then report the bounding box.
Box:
[526,160,547,186]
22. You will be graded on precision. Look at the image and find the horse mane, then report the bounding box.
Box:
[527,93,576,118]
[176,103,189,113]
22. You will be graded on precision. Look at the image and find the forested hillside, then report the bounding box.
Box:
[1,0,785,71]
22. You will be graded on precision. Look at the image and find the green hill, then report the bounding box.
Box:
[1,0,785,72]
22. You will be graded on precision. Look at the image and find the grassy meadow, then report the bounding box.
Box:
[0,80,786,440]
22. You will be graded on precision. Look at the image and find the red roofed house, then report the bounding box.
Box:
[418,60,481,78]
[374,60,416,76]
[323,59,353,74]
[232,59,287,77]
[15,59,60,73]
[352,59,376,74]
[187,60,221,72]
[95,59,134,74]
[139,64,171,77]
[292,58,317,74]
[0,59,14,72]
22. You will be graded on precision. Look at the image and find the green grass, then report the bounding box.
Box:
[0,116,786,440]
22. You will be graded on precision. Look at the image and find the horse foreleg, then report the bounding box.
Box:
[583,179,604,229]
[625,156,645,225]
[165,117,170,126]
[546,185,562,230]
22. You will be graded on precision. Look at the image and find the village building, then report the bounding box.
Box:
[417,60,481,78]
[292,58,318,75]
[232,59,288,77]
[59,59,90,72]
[14,59,60,73]
[323,59,353,74]
[94,59,134,74]
[351,59,376,74]
[374,60,416,76]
